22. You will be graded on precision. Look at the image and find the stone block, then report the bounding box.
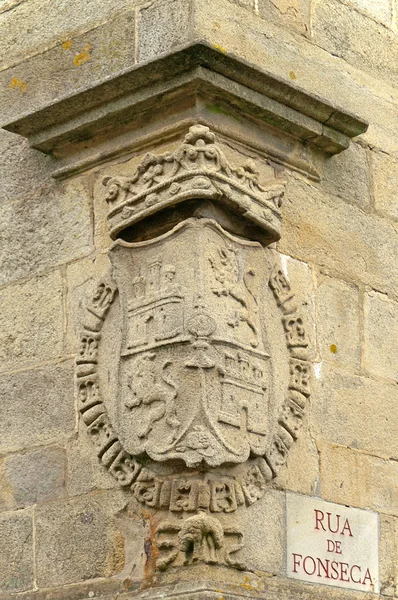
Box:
[193,0,273,66]
[0,361,75,453]
[3,446,65,508]
[379,514,397,596]
[312,365,398,459]
[0,128,52,203]
[0,0,142,69]
[273,424,320,495]
[319,441,398,517]
[345,0,392,25]
[228,489,285,574]
[316,274,360,371]
[363,290,398,382]
[0,579,127,600]
[0,178,92,286]
[138,0,192,63]
[314,142,371,210]
[0,270,63,373]
[279,175,398,300]
[0,510,33,593]
[2,10,138,131]
[257,0,311,36]
[0,459,15,512]
[67,425,117,497]
[312,0,398,86]
[35,491,134,587]
[372,149,398,220]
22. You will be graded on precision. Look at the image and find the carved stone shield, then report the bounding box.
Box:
[110,218,274,467]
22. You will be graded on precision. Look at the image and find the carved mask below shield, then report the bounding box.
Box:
[75,125,311,573]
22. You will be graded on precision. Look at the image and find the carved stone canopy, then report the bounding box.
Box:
[103,125,285,243]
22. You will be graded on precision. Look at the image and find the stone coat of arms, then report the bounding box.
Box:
[75,125,311,575]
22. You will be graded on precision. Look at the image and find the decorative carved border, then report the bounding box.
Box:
[74,256,310,513]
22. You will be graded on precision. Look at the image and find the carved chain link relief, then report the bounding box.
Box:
[75,125,311,572]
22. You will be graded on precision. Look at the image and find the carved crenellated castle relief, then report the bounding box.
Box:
[75,125,311,575]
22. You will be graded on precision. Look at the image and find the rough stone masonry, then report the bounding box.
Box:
[1,0,398,599]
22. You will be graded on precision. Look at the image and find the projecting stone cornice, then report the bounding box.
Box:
[1,42,368,178]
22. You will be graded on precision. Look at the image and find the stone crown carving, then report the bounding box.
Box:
[102,125,285,241]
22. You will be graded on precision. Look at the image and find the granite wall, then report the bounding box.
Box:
[1,1,398,599]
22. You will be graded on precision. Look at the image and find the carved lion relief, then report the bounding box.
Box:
[75,125,311,573]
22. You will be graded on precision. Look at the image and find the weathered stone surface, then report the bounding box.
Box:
[313,0,398,86]
[0,579,128,600]
[319,441,398,517]
[314,142,371,210]
[313,365,398,459]
[257,0,311,36]
[138,0,192,63]
[0,0,396,595]
[0,458,15,512]
[363,290,398,382]
[379,513,397,596]
[0,0,142,69]
[122,575,398,600]
[67,425,117,497]
[0,510,33,593]
[316,274,360,371]
[3,446,65,508]
[2,10,138,137]
[372,149,398,220]
[0,361,75,453]
[0,129,52,203]
[279,175,398,300]
[35,492,130,587]
[228,0,254,7]
[345,0,392,25]
[0,179,92,286]
[223,489,285,574]
[273,425,319,495]
[0,270,63,373]
[192,0,398,154]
